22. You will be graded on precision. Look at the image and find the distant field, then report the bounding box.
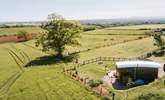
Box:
[78,37,157,62]
[23,34,146,54]
[110,24,165,29]
[23,36,158,62]
[83,28,152,35]
[0,27,44,35]
[22,34,157,62]
[22,28,149,54]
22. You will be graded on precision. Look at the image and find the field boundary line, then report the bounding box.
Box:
[69,36,150,55]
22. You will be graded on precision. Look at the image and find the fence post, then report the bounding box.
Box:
[112,93,115,100]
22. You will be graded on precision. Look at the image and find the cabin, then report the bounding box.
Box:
[115,61,161,84]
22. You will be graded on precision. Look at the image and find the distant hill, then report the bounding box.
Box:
[79,17,165,25]
[0,17,165,26]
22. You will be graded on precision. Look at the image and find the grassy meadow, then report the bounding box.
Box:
[0,43,97,100]
[0,24,165,100]
[78,37,157,62]
[83,28,153,35]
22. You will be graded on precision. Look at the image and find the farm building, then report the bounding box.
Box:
[115,61,161,84]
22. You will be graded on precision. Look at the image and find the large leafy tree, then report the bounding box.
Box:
[36,19,82,57]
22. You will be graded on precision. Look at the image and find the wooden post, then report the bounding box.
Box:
[100,85,102,95]
[112,93,115,100]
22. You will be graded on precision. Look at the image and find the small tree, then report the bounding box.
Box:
[17,31,28,41]
[36,17,82,57]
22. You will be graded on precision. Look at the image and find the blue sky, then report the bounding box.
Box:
[0,0,165,22]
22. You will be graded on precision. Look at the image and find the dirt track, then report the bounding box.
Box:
[0,33,37,43]
[0,35,24,43]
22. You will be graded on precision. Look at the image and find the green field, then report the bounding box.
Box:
[0,25,164,100]
[110,24,165,29]
[0,43,97,100]
[83,28,153,35]
[78,37,157,62]
[23,33,147,54]
[0,27,44,35]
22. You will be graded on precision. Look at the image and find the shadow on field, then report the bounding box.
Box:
[24,54,79,67]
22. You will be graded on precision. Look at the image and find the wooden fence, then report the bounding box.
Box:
[78,57,139,66]
[77,45,165,66]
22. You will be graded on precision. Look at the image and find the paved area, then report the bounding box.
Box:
[102,70,127,90]
[102,70,116,84]
[102,66,165,90]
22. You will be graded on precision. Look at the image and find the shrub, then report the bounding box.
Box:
[17,31,28,41]
[139,28,151,30]
[146,53,152,58]
[138,37,143,39]
[88,79,103,87]
[83,26,96,31]
[153,50,165,57]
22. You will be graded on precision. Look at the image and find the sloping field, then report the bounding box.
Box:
[0,44,22,94]
[110,24,165,29]
[78,37,157,62]
[0,27,44,35]
[6,67,97,100]
[0,43,97,100]
[0,26,163,100]
[23,34,146,54]
[21,35,157,62]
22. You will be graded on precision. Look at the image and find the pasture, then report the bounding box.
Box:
[0,24,164,100]
[83,28,153,35]
[0,43,97,100]
[78,37,157,62]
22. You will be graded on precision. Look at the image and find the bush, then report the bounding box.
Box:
[138,37,143,39]
[83,26,96,31]
[139,28,151,30]
[17,31,28,40]
[153,50,165,57]
[146,53,152,58]
[88,79,103,87]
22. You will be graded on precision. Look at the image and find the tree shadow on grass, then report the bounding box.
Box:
[24,54,79,67]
